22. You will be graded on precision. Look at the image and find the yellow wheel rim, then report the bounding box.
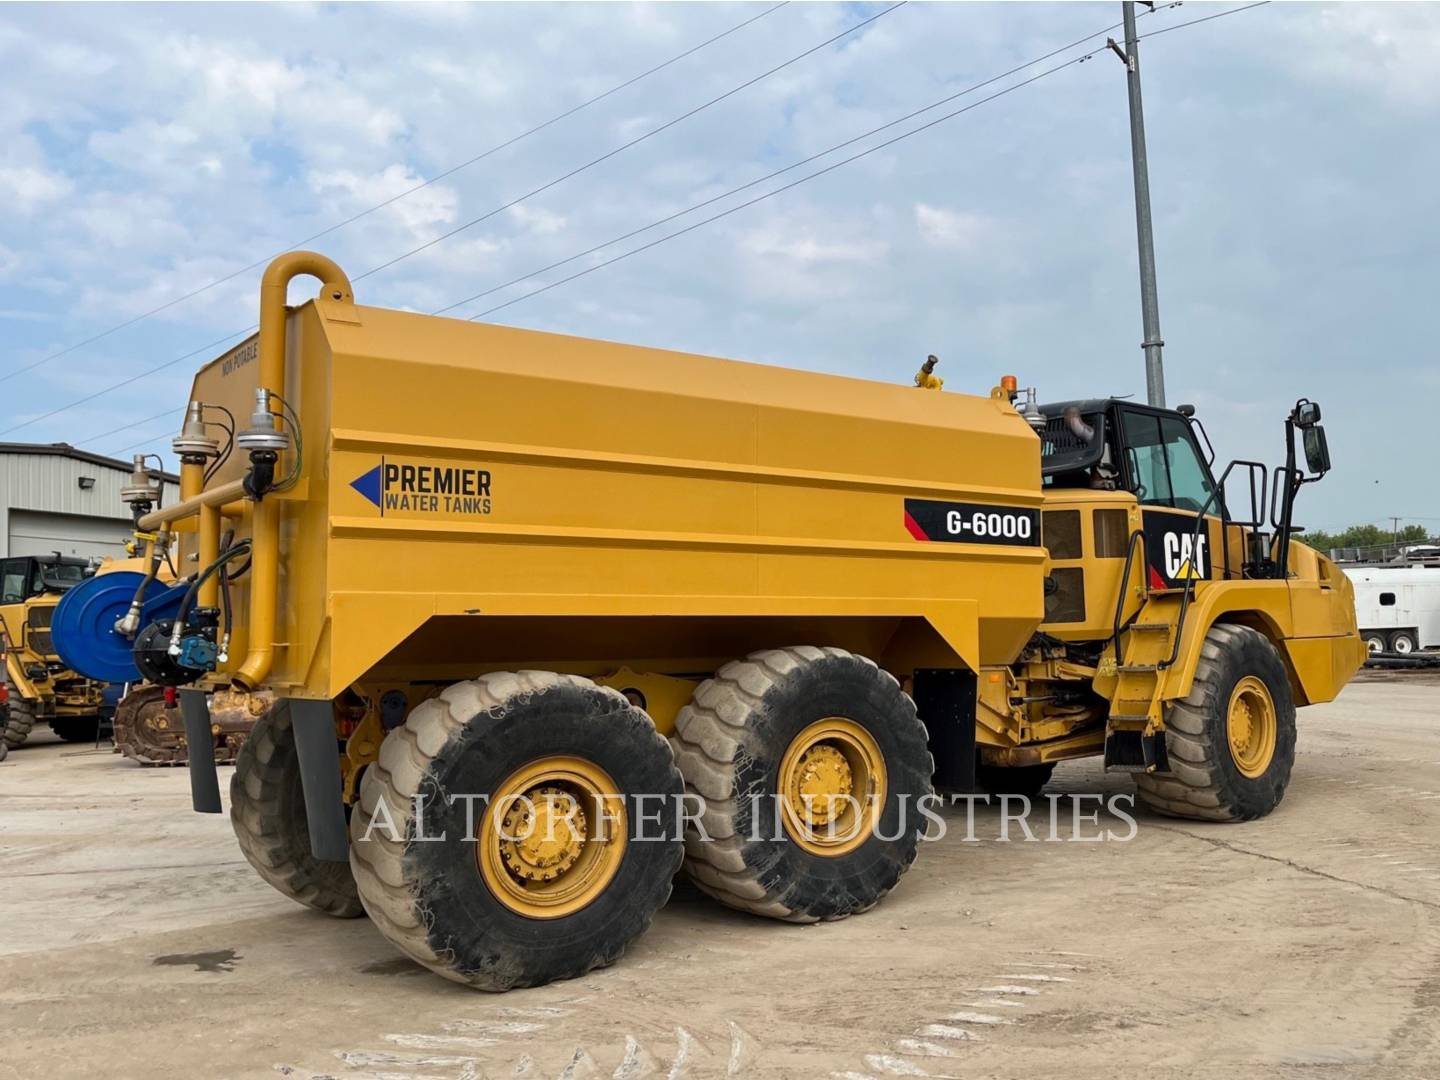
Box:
[1226,675,1277,779]
[778,718,887,857]
[477,756,626,919]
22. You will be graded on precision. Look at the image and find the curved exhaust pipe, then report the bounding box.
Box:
[233,252,353,691]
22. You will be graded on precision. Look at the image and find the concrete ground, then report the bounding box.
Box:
[2,676,1438,1080]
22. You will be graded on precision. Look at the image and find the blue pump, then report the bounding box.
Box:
[52,572,187,684]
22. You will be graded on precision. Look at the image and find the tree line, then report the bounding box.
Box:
[1298,523,1432,552]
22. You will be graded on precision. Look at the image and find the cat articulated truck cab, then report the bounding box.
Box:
[0,554,107,747]
[89,253,1361,990]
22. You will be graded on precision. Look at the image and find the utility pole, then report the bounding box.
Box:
[1109,2,1166,407]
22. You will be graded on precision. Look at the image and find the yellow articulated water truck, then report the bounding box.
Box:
[93,252,1362,990]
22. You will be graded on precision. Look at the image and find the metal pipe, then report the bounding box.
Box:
[137,479,247,531]
[1121,2,1167,408]
[234,251,353,691]
[198,502,221,608]
[233,498,279,690]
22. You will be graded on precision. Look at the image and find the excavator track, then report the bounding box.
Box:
[113,685,266,767]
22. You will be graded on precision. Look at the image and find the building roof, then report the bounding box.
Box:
[0,441,179,483]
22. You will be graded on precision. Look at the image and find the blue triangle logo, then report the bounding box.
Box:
[350,464,383,508]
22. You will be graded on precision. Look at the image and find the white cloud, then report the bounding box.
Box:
[0,165,74,209]
[1283,4,1440,107]
[914,203,992,252]
[507,204,567,236]
[740,226,885,264]
[309,165,458,233]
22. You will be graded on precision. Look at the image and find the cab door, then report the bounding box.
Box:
[1116,408,1225,590]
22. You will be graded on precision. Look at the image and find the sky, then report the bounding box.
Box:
[1,1,1436,533]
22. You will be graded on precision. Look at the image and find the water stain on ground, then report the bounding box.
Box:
[152,948,241,973]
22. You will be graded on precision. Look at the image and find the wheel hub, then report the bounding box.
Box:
[1227,675,1277,778]
[789,744,854,825]
[777,718,887,857]
[477,757,627,920]
[500,786,587,881]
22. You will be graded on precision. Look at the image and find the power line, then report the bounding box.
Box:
[0,2,789,387]
[76,407,184,448]
[0,327,251,437]
[435,6,1170,318]
[2,2,901,440]
[351,1,907,283]
[109,426,185,458]
[455,2,1268,323]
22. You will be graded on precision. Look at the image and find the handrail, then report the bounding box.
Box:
[1110,527,1148,651]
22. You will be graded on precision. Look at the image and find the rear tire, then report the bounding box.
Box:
[349,672,683,991]
[230,703,365,918]
[1389,630,1418,655]
[1362,632,1387,655]
[3,680,34,749]
[1134,624,1295,822]
[671,647,933,923]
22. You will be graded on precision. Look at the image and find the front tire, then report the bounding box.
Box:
[1134,624,1296,822]
[672,647,933,923]
[230,704,365,918]
[3,680,34,749]
[1362,632,1388,655]
[349,672,683,991]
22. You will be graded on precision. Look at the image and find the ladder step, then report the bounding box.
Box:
[1118,663,1162,673]
[1127,624,1171,633]
[1110,713,1152,724]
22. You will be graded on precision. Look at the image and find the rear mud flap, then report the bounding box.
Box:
[179,689,221,813]
[288,698,350,863]
[1104,729,1171,773]
[913,668,978,791]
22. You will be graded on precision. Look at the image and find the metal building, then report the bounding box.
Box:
[0,443,178,560]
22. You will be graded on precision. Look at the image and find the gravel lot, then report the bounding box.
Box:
[2,677,1437,1079]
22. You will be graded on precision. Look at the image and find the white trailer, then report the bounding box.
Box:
[1343,565,1440,654]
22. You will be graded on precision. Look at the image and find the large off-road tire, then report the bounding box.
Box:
[230,703,365,918]
[50,716,101,743]
[349,672,684,991]
[1134,624,1296,822]
[977,760,1055,798]
[672,646,934,923]
[3,680,35,749]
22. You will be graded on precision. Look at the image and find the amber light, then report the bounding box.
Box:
[1000,374,1018,393]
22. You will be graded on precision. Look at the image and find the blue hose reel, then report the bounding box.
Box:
[52,572,187,684]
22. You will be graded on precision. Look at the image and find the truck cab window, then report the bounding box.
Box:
[1120,410,1217,514]
[1,559,27,604]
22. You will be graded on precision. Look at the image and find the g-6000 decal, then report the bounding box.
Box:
[903,499,1040,545]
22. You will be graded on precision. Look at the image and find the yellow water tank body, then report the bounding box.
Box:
[180,290,1047,701]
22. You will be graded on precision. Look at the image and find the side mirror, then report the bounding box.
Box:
[1293,400,1322,427]
[1303,424,1331,476]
